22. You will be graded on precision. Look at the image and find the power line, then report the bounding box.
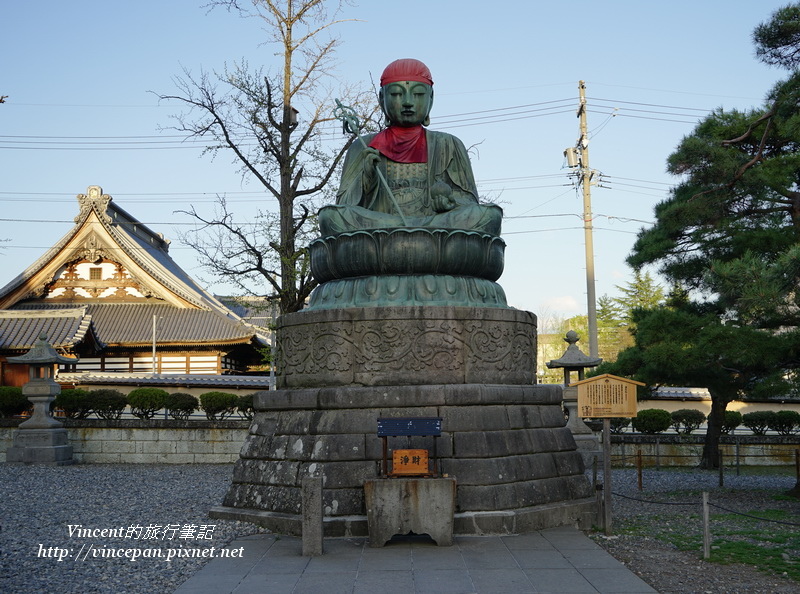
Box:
[590,97,712,112]
[0,91,712,151]
[588,109,700,125]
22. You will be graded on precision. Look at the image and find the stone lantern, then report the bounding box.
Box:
[546,330,602,463]
[5,334,78,465]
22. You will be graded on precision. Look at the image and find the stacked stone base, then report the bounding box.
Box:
[210,383,595,536]
[6,428,75,466]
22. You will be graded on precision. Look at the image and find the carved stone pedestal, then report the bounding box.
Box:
[276,306,538,388]
[211,305,596,536]
[6,428,74,465]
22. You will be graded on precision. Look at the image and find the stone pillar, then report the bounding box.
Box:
[302,477,324,556]
[563,386,601,467]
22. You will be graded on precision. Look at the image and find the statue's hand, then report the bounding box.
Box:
[362,147,381,191]
[431,181,456,212]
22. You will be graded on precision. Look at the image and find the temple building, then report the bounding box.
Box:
[0,186,267,387]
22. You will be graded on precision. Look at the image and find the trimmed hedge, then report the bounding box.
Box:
[0,386,30,418]
[770,410,800,436]
[237,393,255,420]
[742,411,775,436]
[670,409,706,435]
[632,408,672,434]
[165,392,198,420]
[609,417,631,434]
[54,388,93,419]
[721,410,743,434]
[90,389,127,420]
[199,391,238,421]
[127,388,169,420]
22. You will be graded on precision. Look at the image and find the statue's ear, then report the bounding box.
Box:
[423,88,433,127]
[378,88,391,126]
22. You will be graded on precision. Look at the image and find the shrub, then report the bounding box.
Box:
[127,388,168,420]
[165,392,198,421]
[742,411,776,436]
[0,386,30,418]
[90,389,127,420]
[670,409,706,435]
[199,391,238,421]
[721,410,743,434]
[54,388,93,419]
[631,409,672,434]
[609,417,631,434]
[769,410,800,436]
[237,393,255,420]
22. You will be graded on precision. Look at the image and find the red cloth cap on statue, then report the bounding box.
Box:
[380,59,433,87]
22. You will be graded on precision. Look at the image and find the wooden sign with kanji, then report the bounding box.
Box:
[391,449,429,476]
[571,374,644,418]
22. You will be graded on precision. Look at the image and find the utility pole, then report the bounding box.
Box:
[565,81,599,358]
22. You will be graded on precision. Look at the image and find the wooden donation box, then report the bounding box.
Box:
[365,417,454,547]
[376,417,441,477]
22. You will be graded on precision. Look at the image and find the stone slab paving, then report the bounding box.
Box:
[174,527,656,594]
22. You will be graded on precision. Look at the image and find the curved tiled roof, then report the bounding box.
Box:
[56,371,274,390]
[0,187,267,349]
[0,307,99,351]
[0,186,246,317]
[12,303,263,347]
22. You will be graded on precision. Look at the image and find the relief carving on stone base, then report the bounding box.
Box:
[279,321,353,375]
[278,314,536,384]
[464,320,535,372]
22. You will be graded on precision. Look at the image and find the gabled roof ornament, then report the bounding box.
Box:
[75,185,112,224]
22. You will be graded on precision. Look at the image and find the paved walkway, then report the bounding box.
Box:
[174,528,656,593]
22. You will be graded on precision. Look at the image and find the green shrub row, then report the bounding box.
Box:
[607,408,800,435]
[0,386,30,417]
[742,410,800,435]
[0,388,257,421]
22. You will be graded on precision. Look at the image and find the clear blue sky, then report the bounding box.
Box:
[1,1,790,328]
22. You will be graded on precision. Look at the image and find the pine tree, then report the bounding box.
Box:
[616,3,800,468]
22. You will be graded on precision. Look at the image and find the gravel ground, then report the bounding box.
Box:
[1,464,798,593]
[591,468,800,594]
[0,464,267,594]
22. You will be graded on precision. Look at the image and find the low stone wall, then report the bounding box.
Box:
[0,420,248,464]
[610,434,800,467]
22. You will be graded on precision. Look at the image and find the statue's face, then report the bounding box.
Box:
[381,81,433,127]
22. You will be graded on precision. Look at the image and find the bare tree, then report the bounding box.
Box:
[157,0,377,313]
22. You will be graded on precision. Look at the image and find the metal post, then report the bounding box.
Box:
[795,449,799,482]
[152,314,157,374]
[718,451,724,487]
[269,301,276,391]
[637,449,643,491]
[702,491,711,559]
[655,436,661,471]
[603,417,612,535]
